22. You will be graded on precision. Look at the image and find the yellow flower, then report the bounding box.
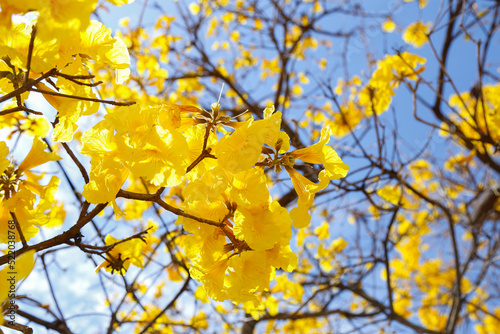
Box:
[81,104,192,206]
[404,0,428,8]
[38,69,100,142]
[0,138,62,243]
[112,105,189,187]
[0,142,9,174]
[215,107,282,174]
[331,237,348,252]
[0,250,36,307]
[409,159,433,182]
[382,19,396,33]
[285,166,317,228]
[17,137,61,173]
[403,21,431,48]
[189,3,201,15]
[56,20,130,82]
[226,251,273,303]
[0,190,39,243]
[177,199,228,235]
[185,223,229,301]
[105,0,135,5]
[19,115,51,138]
[272,274,304,304]
[283,127,349,228]
[81,119,128,205]
[82,158,130,204]
[319,58,328,70]
[230,168,270,207]
[184,124,218,179]
[190,258,229,302]
[418,306,446,331]
[96,235,146,275]
[291,127,349,181]
[0,21,59,74]
[314,221,330,240]
[233,201,288,251]
[265,243,298,273]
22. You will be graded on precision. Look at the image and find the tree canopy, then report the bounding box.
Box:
[1,0,499,333]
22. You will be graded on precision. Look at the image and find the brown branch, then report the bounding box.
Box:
[377,165,462,334]
[61,142,90,184]
[137,276,191,334]
[0,68,58,104]
[23,25,37,87]
[0,105,43,116]
[10,212,28,247]
[54,72,103,87]
[1,319,34,334]
[262,308,380,321]
[0,202,107,266]
[334,282,444,334]
[117,189,224,228]
[186,147,215,173]
[16,309,72,334]
[40,254,67,326]
[383,207,399,313]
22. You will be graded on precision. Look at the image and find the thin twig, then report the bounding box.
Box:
[23,25,37,87]
[10,212,28,247]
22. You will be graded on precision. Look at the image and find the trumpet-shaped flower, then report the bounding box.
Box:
[0,21,59,74]
[403,21,431,48]
[0,142,9,174]
[226,251,274,302]
[291,127,349,181]
[285,166,317,228]
[96,235,146,275]
[82,158,130,204]
[1,189,40,242]
[230,168,270,207]
[182,166,229,204]
[215,107,282,174]
[81,120,129,205]
[81,104,191,205]
[109,104,188,187]
[285,127,349,227]
[0,138,62,242]
[0,250,36,309]
[18,138,61,176]
[233,202,282,251]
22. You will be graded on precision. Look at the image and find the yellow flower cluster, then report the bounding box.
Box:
[82,102,348,302]
[403,21,431,48]
[0,138,62,323]
[0,0,349,306]
[302,52,426,138]
[0,138,64,243]
[446,83,500,154]
[0,1,130,142]
[360,51,426,116]
[0,0,132,311]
